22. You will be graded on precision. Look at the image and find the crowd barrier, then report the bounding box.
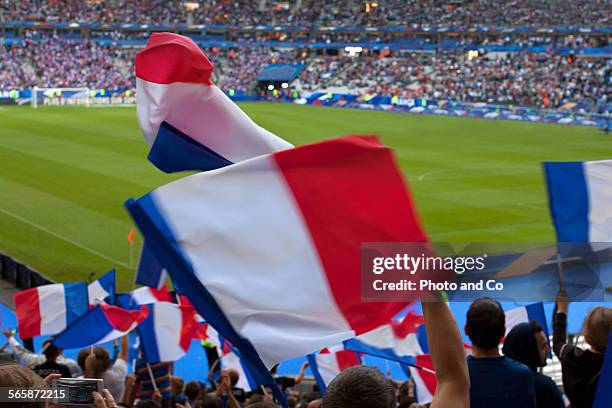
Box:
[0,253,52,290]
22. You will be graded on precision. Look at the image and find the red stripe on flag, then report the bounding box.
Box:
[101,304,148,331]
[179,305,197,351]
[274,135,428,334]
[135,32,213,85]
[416,354,437,395]
[336,350,361,371]
[14,288,41,338]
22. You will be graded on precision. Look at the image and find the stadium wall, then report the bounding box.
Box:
[0,253,52,290]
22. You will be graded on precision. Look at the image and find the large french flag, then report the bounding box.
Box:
[53,304,148,349]
[138,302,198,363]
[125,135,426,404]
[343,311,426,365]
[544,160,612,242]
[88,269,116,306]
[135,32,292,173]
[14,283,89,339]
[307,349,362,393]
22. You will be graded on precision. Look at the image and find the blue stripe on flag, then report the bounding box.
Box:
[149,121,234,173]
[543,162,589,242]
[136,243,166,289]
[138,305,162,363]
[125,195,289,408]
[417,324,429,354]
[594,329,612,408]
[306,354,328,394]
[53,306,114,349]
[99,269,116,304]
[63,282,89,327]
[343,338,416,366]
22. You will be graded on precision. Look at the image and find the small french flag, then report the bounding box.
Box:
[135,32,292,173]
[344,311,425,365]
[88,269,116,306]
[220,343,258,392]
[505,302,548,337]
[138,302,198,363]
[307,349,362,393]
[407,354,436,404]
[14,283,89,339]
[53,304,148,349]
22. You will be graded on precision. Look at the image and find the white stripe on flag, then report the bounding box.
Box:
[154,303,185,361]
[152,155,354,367]
[584,160,612,242]
[39,285,67,334]
[505,306,529,336]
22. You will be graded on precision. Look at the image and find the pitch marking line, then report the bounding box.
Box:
[0,207,130,268]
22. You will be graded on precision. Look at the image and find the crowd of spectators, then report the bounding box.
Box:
[0,292,610,407]
[1,37,609,111]
[0,0,609,28]
[0,38,135,91]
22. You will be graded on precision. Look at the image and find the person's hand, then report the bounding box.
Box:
[556,290,570,314]
[1,328,14,339]
[125,373,136,386]
[43,373,61,385]
[300,361,309,372]
[92,389,118,408]
[152,389,162,402]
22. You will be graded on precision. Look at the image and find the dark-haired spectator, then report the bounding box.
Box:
[32,340,71,378]
[197,395,223,408]
[322,365,395,408]
[465,297,535,408]
[503,321,564,408]
[171,375,188,405]
[184,380,201,407]
[553,291,612,408]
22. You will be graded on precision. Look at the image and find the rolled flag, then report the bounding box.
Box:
[125,135,427,404]
[136,32,292,173]
[406,354,436,404]
[14,283,89,338]
[343,311,426,365]
[88,269,116,306]
[220,343,258,392]
[53,304,148,349]
[135,243,167,290]
[544,160,612,242]
[307,349,362,393]
[138,302,198,363]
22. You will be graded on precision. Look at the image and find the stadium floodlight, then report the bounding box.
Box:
[268,84,275,90]
[281,83,289,89]
[345,46,363,57]
[31,87,91,109]
[183,2,200,11]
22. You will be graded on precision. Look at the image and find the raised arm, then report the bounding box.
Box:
[422,293,470,408]
[553,290,569,359]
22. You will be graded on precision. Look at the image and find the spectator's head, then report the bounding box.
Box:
[247,403,281,408]
[184,380,201,401]
[583,306,612,353]
[288,396,298,408]
[79,347,112,378]
[306,400,322,408]
[465,297,505,350]
[502,321,548,370]
[42,340,62,362]
[0,365,45,408]
[135,401,161,408]
[171,375,185,394]
[197,396,223,408]
[322,366,395,408]
[224,368,240,387]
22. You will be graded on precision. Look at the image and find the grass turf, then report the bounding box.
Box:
[0,103,609,290]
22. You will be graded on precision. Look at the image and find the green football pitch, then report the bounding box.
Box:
[0,103,609,289]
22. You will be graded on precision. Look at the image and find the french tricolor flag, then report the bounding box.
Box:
[407,354,437,404]
[126,135,426,404]
[544,160,612,242]
[307,349,362,393]
[135,32,292,174]
[344,311,425,366]
[88,269,116,306]
[14,283,89,339]
[129,286,174,306]
[135,243,167,290]
[220,343,258,392]
[504,302,549,337]
[53,304,148,349]
[138,302,198,363]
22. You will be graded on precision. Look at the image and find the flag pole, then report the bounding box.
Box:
[146,363,158,391]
